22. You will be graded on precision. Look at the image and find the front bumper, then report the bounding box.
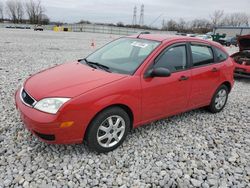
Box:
[234,65,250,78]
[15,88,84,144]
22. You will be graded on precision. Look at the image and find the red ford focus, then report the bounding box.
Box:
[15,34,234,153]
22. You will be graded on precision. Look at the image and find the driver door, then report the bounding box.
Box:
[141,43,192,121]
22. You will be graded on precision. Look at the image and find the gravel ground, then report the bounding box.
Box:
[0,29,250,188]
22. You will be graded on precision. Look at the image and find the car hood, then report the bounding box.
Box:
[238,35,250,51]
[24,62,127,100]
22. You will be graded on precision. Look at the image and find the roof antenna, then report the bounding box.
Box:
[137,31,150,38]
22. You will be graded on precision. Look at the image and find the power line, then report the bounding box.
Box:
[149,14,163,27]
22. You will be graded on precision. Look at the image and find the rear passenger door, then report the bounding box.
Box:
[188,43,223,108]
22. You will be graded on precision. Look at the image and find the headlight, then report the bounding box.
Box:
[34,98,70,114]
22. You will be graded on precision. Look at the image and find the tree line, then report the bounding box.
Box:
[162,10,249,33]
[0,0,49,24]
[0,2,249,33]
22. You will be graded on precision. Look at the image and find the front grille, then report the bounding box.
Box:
[34,131,55,141]
[20,87,36,107]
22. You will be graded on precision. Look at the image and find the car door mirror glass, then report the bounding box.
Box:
[145,67,171,78]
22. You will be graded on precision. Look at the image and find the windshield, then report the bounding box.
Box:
[83,38,160,75]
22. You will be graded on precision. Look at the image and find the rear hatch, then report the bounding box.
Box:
[238,35,250,51]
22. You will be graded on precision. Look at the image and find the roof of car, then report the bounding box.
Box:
[128,34,225,51]
[129,34,187,42]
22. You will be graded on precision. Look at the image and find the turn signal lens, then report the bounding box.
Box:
[60,121,74,128]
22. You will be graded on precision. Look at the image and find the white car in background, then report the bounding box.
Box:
[196,35,213,41]
[186,34,197,37]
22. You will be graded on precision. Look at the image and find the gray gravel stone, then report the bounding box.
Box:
[207,178,218,186]
[202,182,209,188]
[190,178,203,187]
[0,29,249,187]
[3,179,11,187]
[23,181,29,188]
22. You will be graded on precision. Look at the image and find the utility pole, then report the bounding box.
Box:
[162,19,165,29]
[132,6,137,25]
[139,4,144,26]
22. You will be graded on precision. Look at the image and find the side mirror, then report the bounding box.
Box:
[145,67,171,78]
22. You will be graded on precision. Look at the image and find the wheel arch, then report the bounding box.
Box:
[220,81,232,92]
[83,103,134,140]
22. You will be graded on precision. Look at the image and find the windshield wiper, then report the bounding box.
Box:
[83,59,111,72]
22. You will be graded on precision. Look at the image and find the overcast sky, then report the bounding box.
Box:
[2,0,250,26]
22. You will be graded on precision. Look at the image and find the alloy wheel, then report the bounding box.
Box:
[97,115,126,148]
[214,89,227,110]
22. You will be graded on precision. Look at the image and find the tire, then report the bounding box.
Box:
[208,85,229,113]
[86,107,131,153]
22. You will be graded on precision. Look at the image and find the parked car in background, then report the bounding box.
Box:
[225,37,238,47]
[5,25,15,29]
[34,25,44,31]
[186,34,197,37]
[231,35,250,78]
[218,37,238,47]
[5,25,31,29]
[15,34,235,153]
[176,33,187,36]
[196,35,213,41]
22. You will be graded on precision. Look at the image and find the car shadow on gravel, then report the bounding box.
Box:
[23,107,212,156]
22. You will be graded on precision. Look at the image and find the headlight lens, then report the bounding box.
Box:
[34,98,70,114]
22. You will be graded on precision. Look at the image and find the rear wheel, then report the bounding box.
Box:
[208,85,229,113]
[86,107,130,153]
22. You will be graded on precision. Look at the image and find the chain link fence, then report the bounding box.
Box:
[0,23,176,36]
[213,26,250,37]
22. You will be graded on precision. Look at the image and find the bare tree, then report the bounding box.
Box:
[176,18,186,32]
[6,0,17,23]
[26,0,45,24]
[41,13,50,25]
[5,0,24,23]
[16,0,24,23]
[162,19,178,31]
[221,13,249,26]
[210,10,224,26]
[161,11,249,33]
[0,1,3,22]
[162,18,212,33]
[190,19,212,33]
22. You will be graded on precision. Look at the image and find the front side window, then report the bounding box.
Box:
[154,45,187,72]
[191,45,214,67]
[84,38,160,75]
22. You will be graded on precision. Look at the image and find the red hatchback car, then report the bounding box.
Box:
[15,34,234,153]
[231,34,250,78]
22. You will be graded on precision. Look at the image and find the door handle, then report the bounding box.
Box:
[179,76,189,81]
[211,67,219,72]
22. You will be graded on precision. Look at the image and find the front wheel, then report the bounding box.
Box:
[208,85,229,113]
[86,107,131,153]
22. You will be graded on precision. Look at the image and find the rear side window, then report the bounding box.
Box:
[191,45,214,67]
[215,48,228,62]
[154,45,187,72]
